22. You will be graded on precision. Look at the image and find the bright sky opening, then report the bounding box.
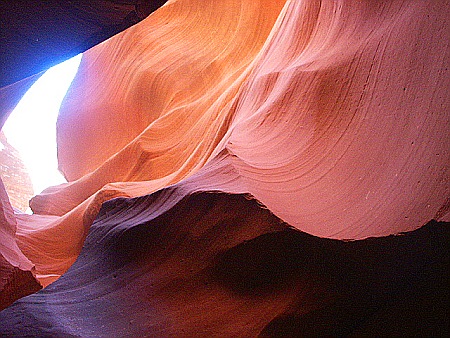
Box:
[3,54,82,195]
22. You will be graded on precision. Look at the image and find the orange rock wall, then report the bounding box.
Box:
[0,0,449,334]
[50,0,449,237]
[0,0,449,296]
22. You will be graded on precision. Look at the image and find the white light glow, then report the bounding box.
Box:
[3,54,82,195]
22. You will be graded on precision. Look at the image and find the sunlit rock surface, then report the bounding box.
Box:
[1,0,449,335]
[0,132,34,212]
[0,176,41,311]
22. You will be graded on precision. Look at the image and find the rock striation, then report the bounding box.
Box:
[0,0,449,335]
[0,132,34,212]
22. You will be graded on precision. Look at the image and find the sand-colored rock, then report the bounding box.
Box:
[1,0,448,283]
[0,177,40,311]
[33,0,448,256]
[0,132,34,212]
[0,0,449,335]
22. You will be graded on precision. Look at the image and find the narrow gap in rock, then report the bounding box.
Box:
[1,54,82,212]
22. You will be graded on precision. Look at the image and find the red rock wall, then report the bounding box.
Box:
[0,132,34,212]
[1,0,448,285]
[0,0,449,335]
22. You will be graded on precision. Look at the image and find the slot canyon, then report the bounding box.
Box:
[0,0,449,336]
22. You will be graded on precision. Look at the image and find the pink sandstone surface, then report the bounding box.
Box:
[0,0,449,336]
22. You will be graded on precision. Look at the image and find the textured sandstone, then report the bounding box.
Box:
[0,0,449,335]
[0,132,34,212]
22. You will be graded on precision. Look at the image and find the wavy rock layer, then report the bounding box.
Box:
[0,0,449,335]
[0,177,40,311]
[1,192,448,336]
